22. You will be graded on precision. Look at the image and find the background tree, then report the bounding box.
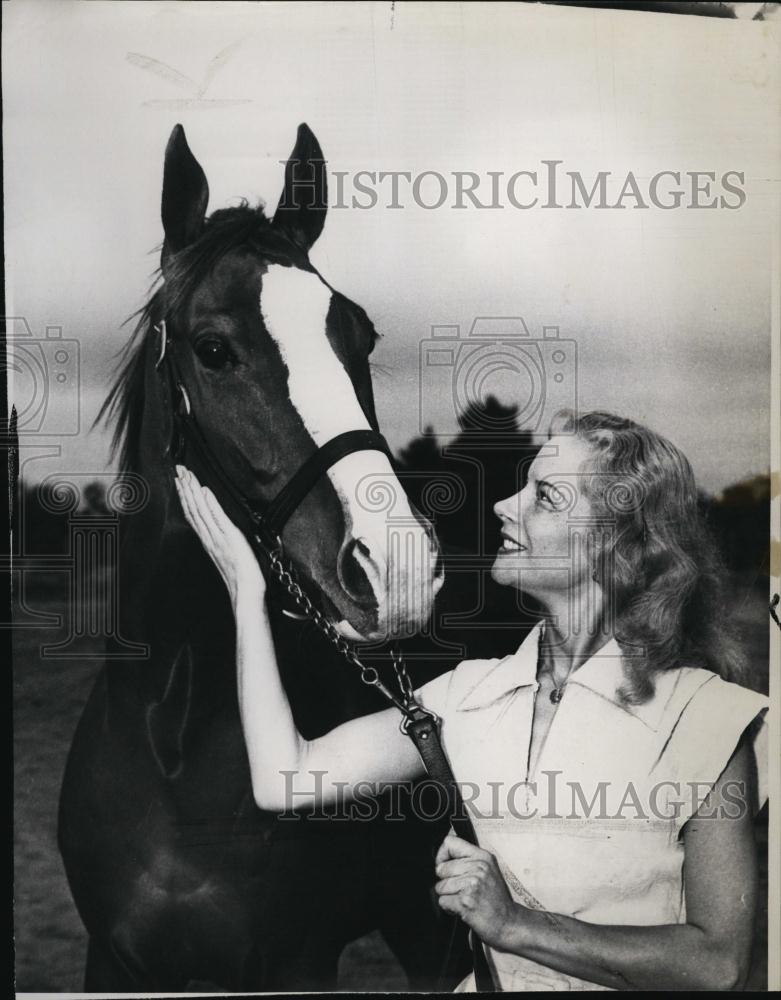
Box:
[395,396,540,659]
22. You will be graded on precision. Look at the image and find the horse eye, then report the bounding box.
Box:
[195,339,230,371]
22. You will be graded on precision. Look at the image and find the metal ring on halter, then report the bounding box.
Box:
[176,382,192,416]
[360,666,379,686]
[154,321,167,369]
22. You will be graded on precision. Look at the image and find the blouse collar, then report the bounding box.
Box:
[455,620,681,731]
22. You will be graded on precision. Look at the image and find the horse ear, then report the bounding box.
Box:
[272,123,327,251]
[161,125,209,268]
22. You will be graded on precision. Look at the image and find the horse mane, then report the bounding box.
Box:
[97,202,284,474]
[95,294,158,475]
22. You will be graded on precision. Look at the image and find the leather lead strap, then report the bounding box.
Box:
[404,710,497,992]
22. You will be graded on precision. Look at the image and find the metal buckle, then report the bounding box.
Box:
[399,704,440,736]
[176,382,192,416]
[154,321,167,369]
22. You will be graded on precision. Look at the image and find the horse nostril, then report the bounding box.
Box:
[337,537,377,609]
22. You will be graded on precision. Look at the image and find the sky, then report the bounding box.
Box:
[4,0,779,495]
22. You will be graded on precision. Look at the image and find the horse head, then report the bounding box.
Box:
[149,123,443,641]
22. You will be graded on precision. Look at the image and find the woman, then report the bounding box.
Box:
[175,409,768,991]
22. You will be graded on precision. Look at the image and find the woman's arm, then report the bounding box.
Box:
[435,740,758,991]
[176,467,424,811]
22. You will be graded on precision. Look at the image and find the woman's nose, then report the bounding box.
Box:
[494,492,520,521]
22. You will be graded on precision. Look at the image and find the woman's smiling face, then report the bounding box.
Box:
[491,434,597,600]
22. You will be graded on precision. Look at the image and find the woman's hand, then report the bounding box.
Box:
[435,834,523,952]
[175,465,265,608]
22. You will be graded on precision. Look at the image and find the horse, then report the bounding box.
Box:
[57,123,461,992]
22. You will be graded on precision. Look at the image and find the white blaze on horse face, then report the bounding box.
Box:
[260,265,367,446]
[260,265,435,632]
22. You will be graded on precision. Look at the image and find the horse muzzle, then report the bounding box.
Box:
[331,512,444,641]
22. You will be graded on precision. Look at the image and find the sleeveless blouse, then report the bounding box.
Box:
[417,623,769,992]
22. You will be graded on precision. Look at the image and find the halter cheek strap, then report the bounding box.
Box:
[155,319,394,548]
[247,428,393,539]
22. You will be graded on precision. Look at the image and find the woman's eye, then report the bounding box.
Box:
[195,339,231,370]
[539,485,565,508]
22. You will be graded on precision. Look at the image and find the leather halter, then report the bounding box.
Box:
[154,318,393,555]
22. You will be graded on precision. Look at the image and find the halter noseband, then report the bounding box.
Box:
[155,320,394,557]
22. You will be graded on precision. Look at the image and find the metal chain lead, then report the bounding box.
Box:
[263,542,415,717]
[391,646,415,705]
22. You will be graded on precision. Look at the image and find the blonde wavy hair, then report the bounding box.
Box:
[549,409,747,704]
